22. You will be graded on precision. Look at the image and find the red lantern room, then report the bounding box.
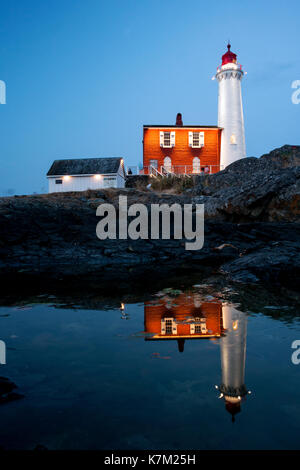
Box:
[222,43,237,65]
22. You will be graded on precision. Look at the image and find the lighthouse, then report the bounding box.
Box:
[216,304,250,421]
[216,43,246,169]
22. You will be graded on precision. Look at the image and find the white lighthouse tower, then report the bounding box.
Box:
[216,43,246,169]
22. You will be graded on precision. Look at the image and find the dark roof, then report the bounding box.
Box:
[143,125,222,129]
[47,157,123,176]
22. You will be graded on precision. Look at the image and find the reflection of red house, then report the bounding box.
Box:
[144,292,223,352]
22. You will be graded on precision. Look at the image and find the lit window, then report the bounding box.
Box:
[230,134,237,144]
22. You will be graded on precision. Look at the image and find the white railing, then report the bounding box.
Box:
[126,165,223,176]
[149,165,163,177]
[216,62,243,73]
[144,165,222,176]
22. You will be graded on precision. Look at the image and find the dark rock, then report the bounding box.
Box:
[0,376,16,395]
[33,444,48,451]
[125,175,150,189]
[192,145,300,222]
[0,377,24,404]
[0,147,299,292]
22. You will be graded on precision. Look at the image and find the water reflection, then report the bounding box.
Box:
[217,304,251,421]
[144,291,251,421]
[1,288,300,449]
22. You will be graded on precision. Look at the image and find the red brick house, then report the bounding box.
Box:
[143,113,222,175]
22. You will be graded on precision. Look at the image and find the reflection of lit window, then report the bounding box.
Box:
[232,320,238,330]
[165,319,173,334]
[230,134,237,144]
[161,317,177,335]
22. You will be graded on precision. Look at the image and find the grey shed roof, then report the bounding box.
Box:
[47,157,123,176]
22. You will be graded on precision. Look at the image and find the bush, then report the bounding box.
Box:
[150,175,195,193]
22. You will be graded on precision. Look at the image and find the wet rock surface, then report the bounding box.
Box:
[0,145,299,294]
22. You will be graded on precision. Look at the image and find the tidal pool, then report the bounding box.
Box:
[0,287,299,450]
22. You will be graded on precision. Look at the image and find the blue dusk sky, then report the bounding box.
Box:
[0,0,299,195]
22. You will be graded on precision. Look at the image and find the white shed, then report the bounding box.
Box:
[47,157,126,193]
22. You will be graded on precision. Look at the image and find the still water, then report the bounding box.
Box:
[0,286,299,450]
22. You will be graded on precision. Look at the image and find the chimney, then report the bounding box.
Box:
[176,113,183,126]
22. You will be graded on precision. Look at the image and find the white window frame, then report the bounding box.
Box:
[161,317,177,335]
[190,317,207,334]
[160,131,175,148]
[189,131,204,148]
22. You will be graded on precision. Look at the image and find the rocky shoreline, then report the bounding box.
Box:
[0,145,299,298]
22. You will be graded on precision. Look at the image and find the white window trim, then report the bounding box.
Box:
[161,317,177,335]
[189,131,205,148]
[160,131,175,148]
[190,318,208,335]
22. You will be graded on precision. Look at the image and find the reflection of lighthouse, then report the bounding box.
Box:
[216,43,246,169]
[217,304,250,421]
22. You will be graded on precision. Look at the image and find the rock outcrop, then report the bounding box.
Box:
[191,145,300,222]
[0,145,299,293]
